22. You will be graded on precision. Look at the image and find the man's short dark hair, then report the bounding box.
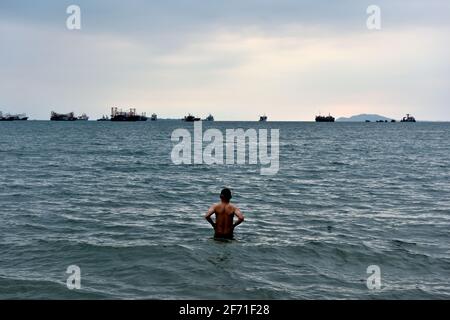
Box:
[220,188,232,202]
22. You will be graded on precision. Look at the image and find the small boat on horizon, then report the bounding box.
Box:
[183,114,201,122]
[0,112,28,121]
[151,113,157,121]
[77,113,89,121]
[50,111,77,121]
[259,115,268,122]
[205,114,214,121]
[110,107,147,122]
[97,115,110,121]
[401,114,416,122]
[315,114,335,122]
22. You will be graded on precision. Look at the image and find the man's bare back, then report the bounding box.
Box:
[205,189,244,240]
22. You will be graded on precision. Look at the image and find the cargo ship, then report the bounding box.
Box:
[50,111,78,121]
[183,114,201,122]
[0,112,28,121]
[315,114,335,122]
[110,107,148,122]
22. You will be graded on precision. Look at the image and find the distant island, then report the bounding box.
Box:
[336,114,393,122]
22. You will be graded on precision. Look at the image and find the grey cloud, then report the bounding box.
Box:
[1,1,450,34]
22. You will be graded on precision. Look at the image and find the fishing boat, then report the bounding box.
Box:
[151,113,157,121]
[205,114,214,121]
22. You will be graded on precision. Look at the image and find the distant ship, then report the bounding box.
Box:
[97,115,109,121]
[205,114,214,121]
[51,111,77,121]
[110,107,148,122]
[151,113,157,121]
[401,114,416,122]
[0,112,28,121]
[77,113,89,121]
[259,115,268,122]
[183,114,201,122]
[315,114,335,122]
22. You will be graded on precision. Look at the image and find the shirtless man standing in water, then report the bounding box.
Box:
[205,188,245,240]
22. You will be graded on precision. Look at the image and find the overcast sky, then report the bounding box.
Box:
[1,0,449,120]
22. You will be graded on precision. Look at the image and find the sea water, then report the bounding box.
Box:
[0,121,449,299]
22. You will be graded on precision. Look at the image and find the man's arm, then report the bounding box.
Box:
[233,207,245,229]
[204,205,216,230]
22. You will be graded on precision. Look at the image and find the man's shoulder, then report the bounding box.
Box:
[228,203,239,211]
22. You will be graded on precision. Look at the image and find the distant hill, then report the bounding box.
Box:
[336,114,393,122]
